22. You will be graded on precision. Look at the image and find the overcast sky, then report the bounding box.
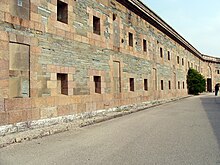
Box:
[142,0,220,58]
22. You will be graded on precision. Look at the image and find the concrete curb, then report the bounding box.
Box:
[0,96,191,148]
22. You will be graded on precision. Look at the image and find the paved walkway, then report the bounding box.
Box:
[0,94,220,165]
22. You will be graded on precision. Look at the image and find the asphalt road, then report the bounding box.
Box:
[1,94,220,165]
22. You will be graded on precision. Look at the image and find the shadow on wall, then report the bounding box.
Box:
[200,96,220,149]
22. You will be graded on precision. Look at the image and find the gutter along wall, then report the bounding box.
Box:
[0,0,219,127]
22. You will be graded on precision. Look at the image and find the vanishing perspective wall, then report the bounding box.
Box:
[0,0,220,126]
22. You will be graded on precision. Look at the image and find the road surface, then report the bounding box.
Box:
[0,94,220,165]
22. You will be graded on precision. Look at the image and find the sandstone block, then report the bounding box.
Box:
[47,81,57,89]
[40,107,57,119]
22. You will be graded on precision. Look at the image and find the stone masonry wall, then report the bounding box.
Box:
[0,0,219,128]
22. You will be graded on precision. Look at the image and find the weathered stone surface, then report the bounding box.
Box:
[0,0,219,130]
[0,96,188,148]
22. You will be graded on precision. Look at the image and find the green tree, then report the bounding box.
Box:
[187,68,206,95]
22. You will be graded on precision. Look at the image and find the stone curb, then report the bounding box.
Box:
[0,96,191,148]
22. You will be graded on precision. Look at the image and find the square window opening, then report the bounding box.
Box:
[57,0,68,24]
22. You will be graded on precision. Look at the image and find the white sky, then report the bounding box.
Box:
[142,0,220,58]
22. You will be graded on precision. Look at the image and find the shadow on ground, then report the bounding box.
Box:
[200,96,220,149]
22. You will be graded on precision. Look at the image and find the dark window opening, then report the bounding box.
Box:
[168,51,170,60]
[207,78,212,92]
[113,13,117,21]
[57,73,68,95]
[161,80,164,90]
[177,56,180,64]
[183,81,185,89]
[93,16,101,35]
[169,81,171,90]
[143,39,147,52]
[178,81,180,89]
[217,70,220,74]
[182,58,184,65]
[94,76,101,94]
[129,32,133,47]
[57,0,68,24]
[130,78,134,91]
[160,47,163,58]
[144,79,148,91]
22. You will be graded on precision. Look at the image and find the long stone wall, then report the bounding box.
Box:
[0,0,219,128]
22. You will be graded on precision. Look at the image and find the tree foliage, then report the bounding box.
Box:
[187,68,206,95]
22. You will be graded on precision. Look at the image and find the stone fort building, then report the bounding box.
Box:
[0,0,220,129]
